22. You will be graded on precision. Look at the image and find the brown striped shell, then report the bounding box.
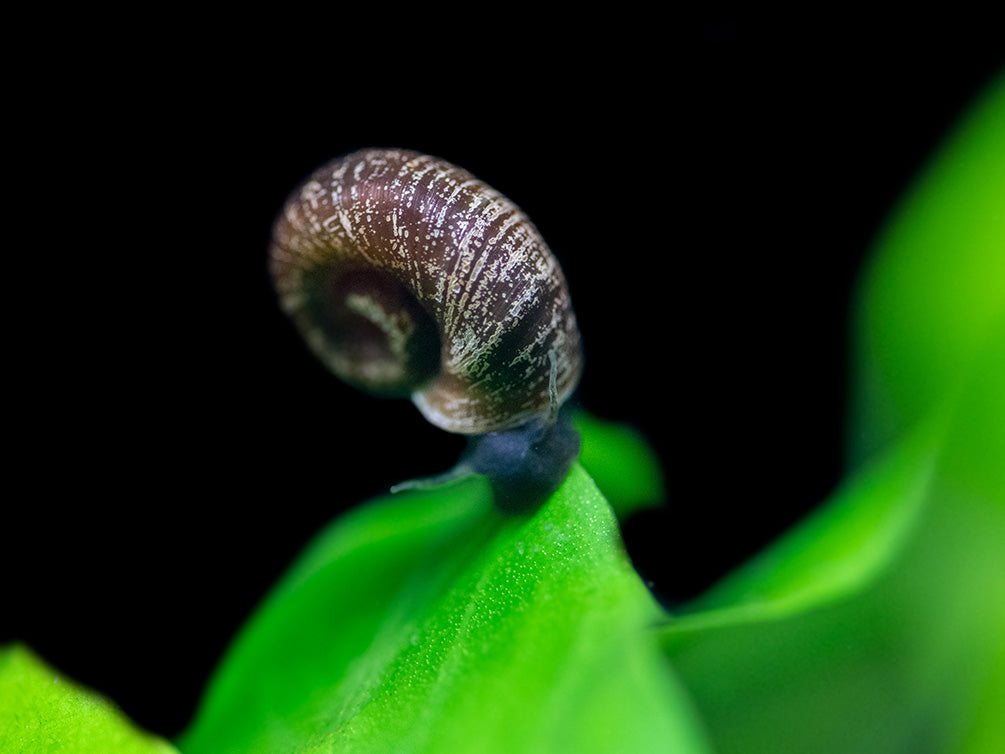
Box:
[269,148,583,435]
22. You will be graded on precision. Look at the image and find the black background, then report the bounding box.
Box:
[5,9,1001,739]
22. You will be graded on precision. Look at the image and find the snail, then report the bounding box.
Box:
[269,148,583,510]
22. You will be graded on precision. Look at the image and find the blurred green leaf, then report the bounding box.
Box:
[660,72,1005,753]
[664,412,943,633]
[0,644,178,754]
[850,72,1005,463]
[573,410,666,517]
[178,462,709,754]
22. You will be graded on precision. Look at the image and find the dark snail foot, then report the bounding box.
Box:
[464,409,581,514]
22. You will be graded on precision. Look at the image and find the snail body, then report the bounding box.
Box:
[270,148,583,508]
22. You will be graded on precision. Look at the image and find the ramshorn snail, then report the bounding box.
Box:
[269,148,583,510]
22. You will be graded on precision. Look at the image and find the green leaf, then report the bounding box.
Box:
[661,365,1005,753]
[0,644,178,754]
[663,412,943,634]
[178,464,709,754]
[573,410,666,518]
[658,71,1005,753]
[849,70,1005,463]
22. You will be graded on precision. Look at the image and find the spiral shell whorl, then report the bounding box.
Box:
[269,149,582,435]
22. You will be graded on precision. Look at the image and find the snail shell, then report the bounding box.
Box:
[269,148,583,436]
